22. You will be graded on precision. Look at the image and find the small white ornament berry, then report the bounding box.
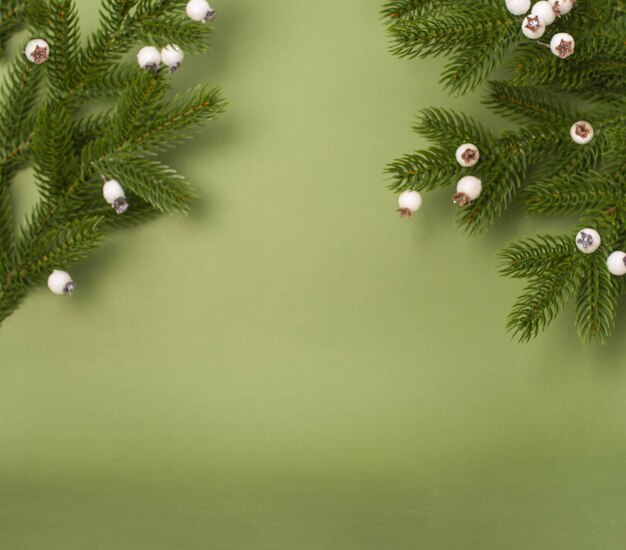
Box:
[453,176,482,206]
[48,270,76,296]
[103,179,129,215]
[550,0,575,16]
[186,0,215,22]
[455,144,480,167]
[506,0,531,15]
[570,121,594,145]
[397,190,422,218]
[550,32,575,58]
[24,39,49,64]
[531,1,556,25]
[607,252,626,276]
[137,46,161,72]
[161,44,184,73]
[575,229,601,254]
[521,15,546,39]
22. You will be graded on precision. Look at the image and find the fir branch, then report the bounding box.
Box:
[575,252,623,344]
[385,0,626,342]
[506,255,583,343]
[0,0,225,327]
[110,83,226,155]
[386,147,463,192]
[484,81,575,123]
[45,0,81,97]
[415,107,496,150]
[498,235,576,280]
[525,172,625,215]
[1,216,105,323]
[31,102,80,197]
[94,157,198,214]
[382,1,447,21]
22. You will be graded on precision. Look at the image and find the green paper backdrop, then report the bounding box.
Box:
[2,1,626,548]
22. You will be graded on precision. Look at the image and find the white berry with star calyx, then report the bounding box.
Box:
[103,179,129,215]
[25,39,49,64]
[455,144,480,167]
[48,270,76,296]
[550,33,575,58]
[161,44,184,73]
[137,46,161,72]
[575,229,601,254]
[531,1,556,25]
[550,0,575,16]
[607,252,626,276]
[397,190,422,218]
[521,15,546,39]
[186,0,215,22]
[570,121,594,145]
[505,0,531,15]
[453,176,482,206]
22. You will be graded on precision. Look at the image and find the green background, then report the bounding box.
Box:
[2,1,626,548]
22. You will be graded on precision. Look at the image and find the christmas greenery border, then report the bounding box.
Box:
[384,0,626,343]
[0,0,225,324]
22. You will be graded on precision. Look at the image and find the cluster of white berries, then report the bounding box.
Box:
[452,144,482,207]
[574,229,626,277]
[505,0,576,59]
[136,0,216,73]
[137,44,185,73]
[396,143,484,218]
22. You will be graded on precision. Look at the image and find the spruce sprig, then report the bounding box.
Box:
[0,0,226,325]
[384,0,626,343]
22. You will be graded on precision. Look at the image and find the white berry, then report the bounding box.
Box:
[506,0,531,15]
[550,32,575,58]
[103,179,129,215]
[137,46,161,71]
[161,44,184,72]
[570,121,594,145]
[575,229,601,254]
[550,0,575,16]
[607,252,626,276]
[531,1,556,25]
[186,0,215,22]
[521,15,546,39]
[397,190,422,218]
[47,270,76,296]
[455,143,480,167]
[24,39,49,64]
[453,176,482,206]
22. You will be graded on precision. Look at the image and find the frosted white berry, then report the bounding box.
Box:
[550,0,575,16]
[137,46,161,72]
[575,229,601,254]
[48,270,76,296]
[161,44,184,73]
[24,39,49,64]
[455,143,480,167]
[506,0,531,15]
[531,1,556,25]
[103,179,129,215]
[550,32,575,58]
[186,0,215,22]
[521,15,546,39]
[397,190,422,218]
[607,252,626,276]
[570,121,594,145]
[453,176,482,206]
